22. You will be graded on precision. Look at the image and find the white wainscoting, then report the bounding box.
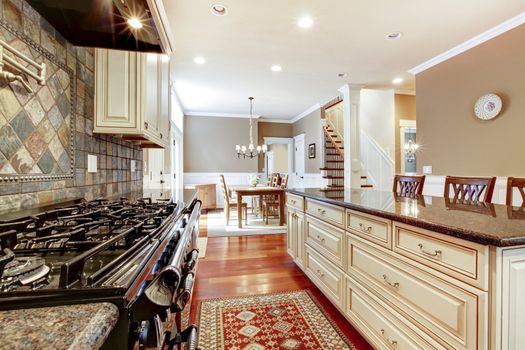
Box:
[422,175,511,205]
[184,172,327,209]
[359,130,394,191]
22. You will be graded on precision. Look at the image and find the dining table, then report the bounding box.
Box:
[230,185,286,228]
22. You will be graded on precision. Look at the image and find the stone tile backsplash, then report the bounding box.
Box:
[0,0,143,213]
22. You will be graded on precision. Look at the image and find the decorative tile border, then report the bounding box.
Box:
[0,18,75,183]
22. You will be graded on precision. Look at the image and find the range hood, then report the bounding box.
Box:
[26,0,174,53]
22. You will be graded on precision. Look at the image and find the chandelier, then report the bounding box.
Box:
[404,139,419,163]
[235,97,267,159]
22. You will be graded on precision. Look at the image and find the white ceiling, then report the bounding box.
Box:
[163,0,525,120]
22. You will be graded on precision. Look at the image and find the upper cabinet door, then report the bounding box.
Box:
[143,53,160,136]
[95,49,139,129]
[158,57,170,142]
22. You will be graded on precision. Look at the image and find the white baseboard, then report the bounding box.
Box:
[422,175,510,205]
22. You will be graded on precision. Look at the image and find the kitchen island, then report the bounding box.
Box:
[286,188,525,350]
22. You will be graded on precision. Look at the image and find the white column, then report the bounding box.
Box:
[339,84,362,189]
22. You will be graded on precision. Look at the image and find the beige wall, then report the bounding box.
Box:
[183,116,258,172]
[293,108,322,173]
[269,143,289,173]
[416,24,525,176]
[394,94,417,173]
[257,122,293,172]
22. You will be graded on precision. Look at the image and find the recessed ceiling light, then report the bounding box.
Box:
[392,77,403,84]
[385,31,402,40]
[194,56,206,64]
[338,73,348,78]
[127,17,143,29]
[298,16,314,28]
[211,4,228,16]
[271,65,282,72]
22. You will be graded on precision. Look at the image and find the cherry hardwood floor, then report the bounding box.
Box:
[191,211,373,349]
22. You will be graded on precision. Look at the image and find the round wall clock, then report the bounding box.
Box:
[474,93,502,120]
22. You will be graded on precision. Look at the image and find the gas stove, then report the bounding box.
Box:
[0,195,201,350]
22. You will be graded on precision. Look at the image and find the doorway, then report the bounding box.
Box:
[399,120,417,175]
[293,134,305,187]
[263,137,294,185]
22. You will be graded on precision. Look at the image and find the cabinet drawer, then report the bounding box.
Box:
[305,245,344,307]
[306,199,345,228]
[393,223,488,290]
[345,276,445,350]
[286,194,304,211]
[305,215,344,268]
[347,210,392,249]
[347,235,486,350]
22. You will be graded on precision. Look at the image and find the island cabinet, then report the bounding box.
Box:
[94,48,170,149]
[285,190,525,350]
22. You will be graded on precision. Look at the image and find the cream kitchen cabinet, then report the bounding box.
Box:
[94,48,170,149]
[285,189,525,350]
[287,206,305,269]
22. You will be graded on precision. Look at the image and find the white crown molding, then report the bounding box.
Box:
[258,118,293,124]
[185,112,261,119]
[409,12,525,75]
[291,103,321,123]
[394,89,416,96]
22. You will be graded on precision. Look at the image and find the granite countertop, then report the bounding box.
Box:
[0,303,119,350]
[287,188,525,247]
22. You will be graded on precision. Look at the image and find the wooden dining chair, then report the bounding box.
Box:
[392,175,426,196]
[444,176,496,203]
[262,174,289,224]
[506,177,525,207]
[219,175,247,225]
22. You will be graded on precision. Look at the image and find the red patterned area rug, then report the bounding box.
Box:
[197,290,355,350]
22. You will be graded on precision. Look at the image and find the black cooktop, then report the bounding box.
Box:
[0,198,176,294]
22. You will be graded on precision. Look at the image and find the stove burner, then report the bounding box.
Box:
[0,256,50,291]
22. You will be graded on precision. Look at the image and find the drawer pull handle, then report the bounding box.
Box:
[382,274,400,289]
[418,243,442,259]
[316,235,325,243]
[380,329,398,348]
[316,269,325,278]
[358,223,372,233]
[291,199,296,204]
[317,208,327,214]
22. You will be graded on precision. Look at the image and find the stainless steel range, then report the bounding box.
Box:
[0,194,201,350]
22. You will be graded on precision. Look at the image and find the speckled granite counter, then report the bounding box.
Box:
[0,303,119,350]
[287,188,525,247]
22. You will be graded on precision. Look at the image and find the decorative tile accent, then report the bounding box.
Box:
[0,4,143,212]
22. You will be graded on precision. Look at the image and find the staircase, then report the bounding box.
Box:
[320,123,345,198]
[320,121,374,195]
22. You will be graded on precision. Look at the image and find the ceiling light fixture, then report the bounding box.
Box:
[392,77,403,84]
[194,56,206,64]
[338,73,348,78]
[211,4,228,16]
[127,17,143,29]
[298,16,314,28]
[271,65,282,72]
[235,97,267,159]
[385,31,402,40]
